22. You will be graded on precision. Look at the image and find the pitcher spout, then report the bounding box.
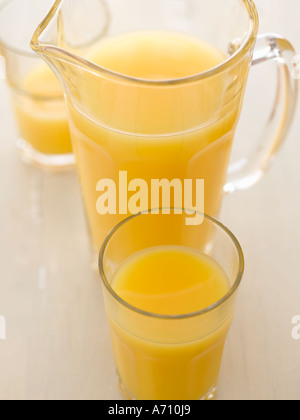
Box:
[31,0,110,84]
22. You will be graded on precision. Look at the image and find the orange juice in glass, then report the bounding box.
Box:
[0,0,74,170]
[32,0,297,254]
[12,65,72,156]
[99,211,244,400]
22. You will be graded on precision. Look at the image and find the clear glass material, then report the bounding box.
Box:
[99,210,244,400]
[31,0,297,249]
[0,0,75,170]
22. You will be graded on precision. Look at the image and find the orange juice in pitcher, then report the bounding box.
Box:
[31,0,297,251]
[66,31,241,250]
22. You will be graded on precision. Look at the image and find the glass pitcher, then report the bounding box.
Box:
[31,0,298,256]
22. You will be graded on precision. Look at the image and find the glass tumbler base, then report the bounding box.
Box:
[16,138,75,171]
[118,376,217,401]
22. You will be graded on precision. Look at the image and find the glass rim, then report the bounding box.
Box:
[0,0,46,58]
[31,0,259,87]
[99,210,245,320]
[8,82,64,102]
[0,0,64,102]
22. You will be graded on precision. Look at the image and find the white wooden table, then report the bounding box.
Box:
[0,0,299,400]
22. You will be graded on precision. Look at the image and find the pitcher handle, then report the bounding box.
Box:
[224,34,298,194]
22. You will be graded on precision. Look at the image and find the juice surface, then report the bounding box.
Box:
[112,246,229,315]
[67,31,246,251]
[89,32,225,80]
[12,65,72,155]
[107,246,232,400]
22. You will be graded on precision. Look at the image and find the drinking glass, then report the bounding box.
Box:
[0,0,75,170]
[99,210,244,400]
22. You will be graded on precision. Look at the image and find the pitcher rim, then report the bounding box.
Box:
[31,0,259,86]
